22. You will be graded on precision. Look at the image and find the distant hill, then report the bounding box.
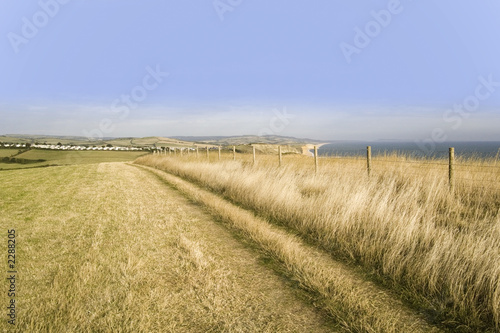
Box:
[0,135,202,148]
[1,134,323,147]
[171,135,321,146]
[1,134,116,146]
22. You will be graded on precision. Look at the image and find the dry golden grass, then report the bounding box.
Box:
[136,152,500,332]
[138,164,440,332]
[0,163,336,332]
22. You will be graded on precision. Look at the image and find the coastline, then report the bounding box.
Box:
[301,143,327,156]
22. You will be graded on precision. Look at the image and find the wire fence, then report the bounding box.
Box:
[153,145,500,193]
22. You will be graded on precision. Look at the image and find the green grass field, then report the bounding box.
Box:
[0,149,148,170]
[0,149,15,158]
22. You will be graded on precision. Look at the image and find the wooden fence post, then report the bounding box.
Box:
[449,147,455,192]
[314,146,318,173]
[233,146,236,161]
[218,146,221,161]
[253,146,256,165]
[278,146,282,167]
[196,146,199,158]
[367,146,372,177]
[206,146,209,161]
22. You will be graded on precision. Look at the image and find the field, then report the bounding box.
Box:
[0,149,147,170]
[1,162,337,332]
[2,149,499,332]
[135,152,500,332]
[0,149,15,158]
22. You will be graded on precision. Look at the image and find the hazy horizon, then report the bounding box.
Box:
[3,133,500,145]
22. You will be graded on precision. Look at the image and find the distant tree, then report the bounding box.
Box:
[106,144,113,147]
[57,142,62,146]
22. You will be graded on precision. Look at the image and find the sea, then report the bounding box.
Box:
[317,141,500,159]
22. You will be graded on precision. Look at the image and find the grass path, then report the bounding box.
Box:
[136,163,444,333]
[0,163,335,332]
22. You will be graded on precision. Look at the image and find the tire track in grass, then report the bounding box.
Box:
[134,164,443,333]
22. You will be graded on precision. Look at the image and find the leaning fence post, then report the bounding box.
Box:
[367,146,372,177]
[314,146,318,173]
[253,145,256,165]
[233,146,236,161]
[449,147,455,192]
[278,146,282,167]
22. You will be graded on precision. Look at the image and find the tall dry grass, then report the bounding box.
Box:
[136,152,500,332]
[140,164,440,332]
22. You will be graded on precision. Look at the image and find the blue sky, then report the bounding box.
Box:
[1,0,499,141]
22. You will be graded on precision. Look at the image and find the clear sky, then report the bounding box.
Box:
[1,0,499,141]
